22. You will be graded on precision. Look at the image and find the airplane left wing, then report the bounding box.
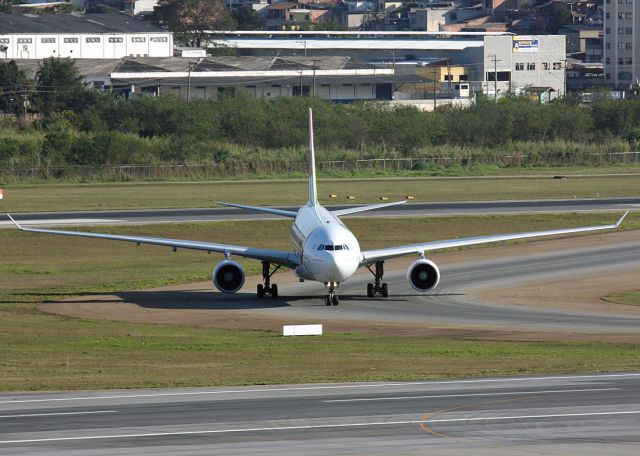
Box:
[360,211,629,265]
[6,215,300,268]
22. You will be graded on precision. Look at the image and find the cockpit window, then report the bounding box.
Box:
[334,245,343,251]
[343,244,349,250]
[317,244,324,251]
[325,245,334,251]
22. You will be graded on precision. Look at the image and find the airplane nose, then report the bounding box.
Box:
[326,254,358,282]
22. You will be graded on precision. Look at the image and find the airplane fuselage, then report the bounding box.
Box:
[290,205,360,284]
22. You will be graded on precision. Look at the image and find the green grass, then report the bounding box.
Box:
[2,174,640,212]
[603,291,640,307]
[2,313,640,391]
[2,212,637,304]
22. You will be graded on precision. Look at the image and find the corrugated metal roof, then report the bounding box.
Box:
[0,13,166,34]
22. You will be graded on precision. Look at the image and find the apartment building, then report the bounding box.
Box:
[604,0,639,88]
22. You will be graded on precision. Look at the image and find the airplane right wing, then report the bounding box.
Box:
[7,215,300,268]
[332,200,407,217]
[360,211,629,265]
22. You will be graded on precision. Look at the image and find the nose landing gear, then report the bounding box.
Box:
[325,282,339,306]
[257,261,281,298]
[366,261,388,298]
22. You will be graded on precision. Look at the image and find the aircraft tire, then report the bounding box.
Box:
[381,283,388,298]
[367,283,374,297]
[271,284,278,298]
[257,284,264,298]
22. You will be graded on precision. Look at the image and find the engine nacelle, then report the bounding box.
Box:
[407,258,440,292]
[212,260,245,293]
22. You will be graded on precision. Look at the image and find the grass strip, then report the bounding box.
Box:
[2,174,640,212]
[2,312,640,392]
[603,291,640,307]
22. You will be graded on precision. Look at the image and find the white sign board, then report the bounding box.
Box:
[283,324,323,336]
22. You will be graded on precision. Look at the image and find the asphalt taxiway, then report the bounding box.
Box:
[2,197,639,227]
[1,373,639,455]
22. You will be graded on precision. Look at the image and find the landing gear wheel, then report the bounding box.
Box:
[325,296,332,306]
[260,260,282,299]
[271,284,278,298]
[331,294,339,306]
[367,283,374,297]
[366,261,388,298]
[257,284,264,298]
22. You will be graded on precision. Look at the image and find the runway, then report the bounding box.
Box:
[1,373,639,455]
[2,197,639,227]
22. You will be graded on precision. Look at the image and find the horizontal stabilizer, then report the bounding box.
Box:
[332,200,407,217]
[216,202,298,218]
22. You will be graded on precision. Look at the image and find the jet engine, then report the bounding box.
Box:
[407,259,440,292]
[212,260,245,293]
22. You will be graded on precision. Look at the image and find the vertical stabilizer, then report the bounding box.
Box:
[307,107,319,206]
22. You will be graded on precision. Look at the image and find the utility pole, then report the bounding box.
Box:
[312,59,317,97]
[186,61,194,102]
[489,54,500,101]
[432,65,437,109]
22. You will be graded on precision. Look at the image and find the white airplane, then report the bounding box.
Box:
[7,108,629,306]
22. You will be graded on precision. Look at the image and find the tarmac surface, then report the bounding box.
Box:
[2,197,640,227]
[1,373,639,455]
[44,229,640,340]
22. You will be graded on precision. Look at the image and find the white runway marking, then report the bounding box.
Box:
[0,219,122,227]
[1,373,638,404]
[323,388,620,403]
[0,410,117,419]
[1,410,640,444]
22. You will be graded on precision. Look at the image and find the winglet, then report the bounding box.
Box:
[308,107,318,207]
[615,211,629,228]
[6,214,23,230]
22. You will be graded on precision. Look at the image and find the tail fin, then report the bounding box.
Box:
[307,107,318,207]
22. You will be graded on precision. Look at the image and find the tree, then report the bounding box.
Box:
[232,6,265,31]
[34,57,88,115]
[151,0,233,47]
[0,60,31,115]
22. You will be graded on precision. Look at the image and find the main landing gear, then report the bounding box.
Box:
[257,261,281,298]
[366,261,388,298]
[325,282,339,306]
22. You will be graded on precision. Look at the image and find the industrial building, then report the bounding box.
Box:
[210,31,567,98]
[13,56,422,102]
[0,13,173,60]
[604,0,639,89]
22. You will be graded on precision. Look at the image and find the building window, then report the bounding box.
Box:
[627,58,633,64]
[542,62,549,70]
[619,71,632,80]
[41,37,55,43]
[618,57,624,64]
[618,42,626,50]
[618,27,625,34]
[553,62,562,70]
[515,62,524,70]
[131,37,146,43]
[606,58,611,64]
[606,43,610,49]
[605,27,610,34]
[86,37,101,43]
[150,36,168,42]
[17,38,32,44]
[626,28,633,34]
[626,13,632,19]
[527,62,535,70]
[64,37,79,43]
[0,38,9,44]
[626,43,633,49]
[109,37,124,43]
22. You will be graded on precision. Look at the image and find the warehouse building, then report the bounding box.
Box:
[0,13,173,60]
[211,31,567,97]
[13,56,422,102]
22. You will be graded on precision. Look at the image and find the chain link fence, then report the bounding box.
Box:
[1,152,639,183]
